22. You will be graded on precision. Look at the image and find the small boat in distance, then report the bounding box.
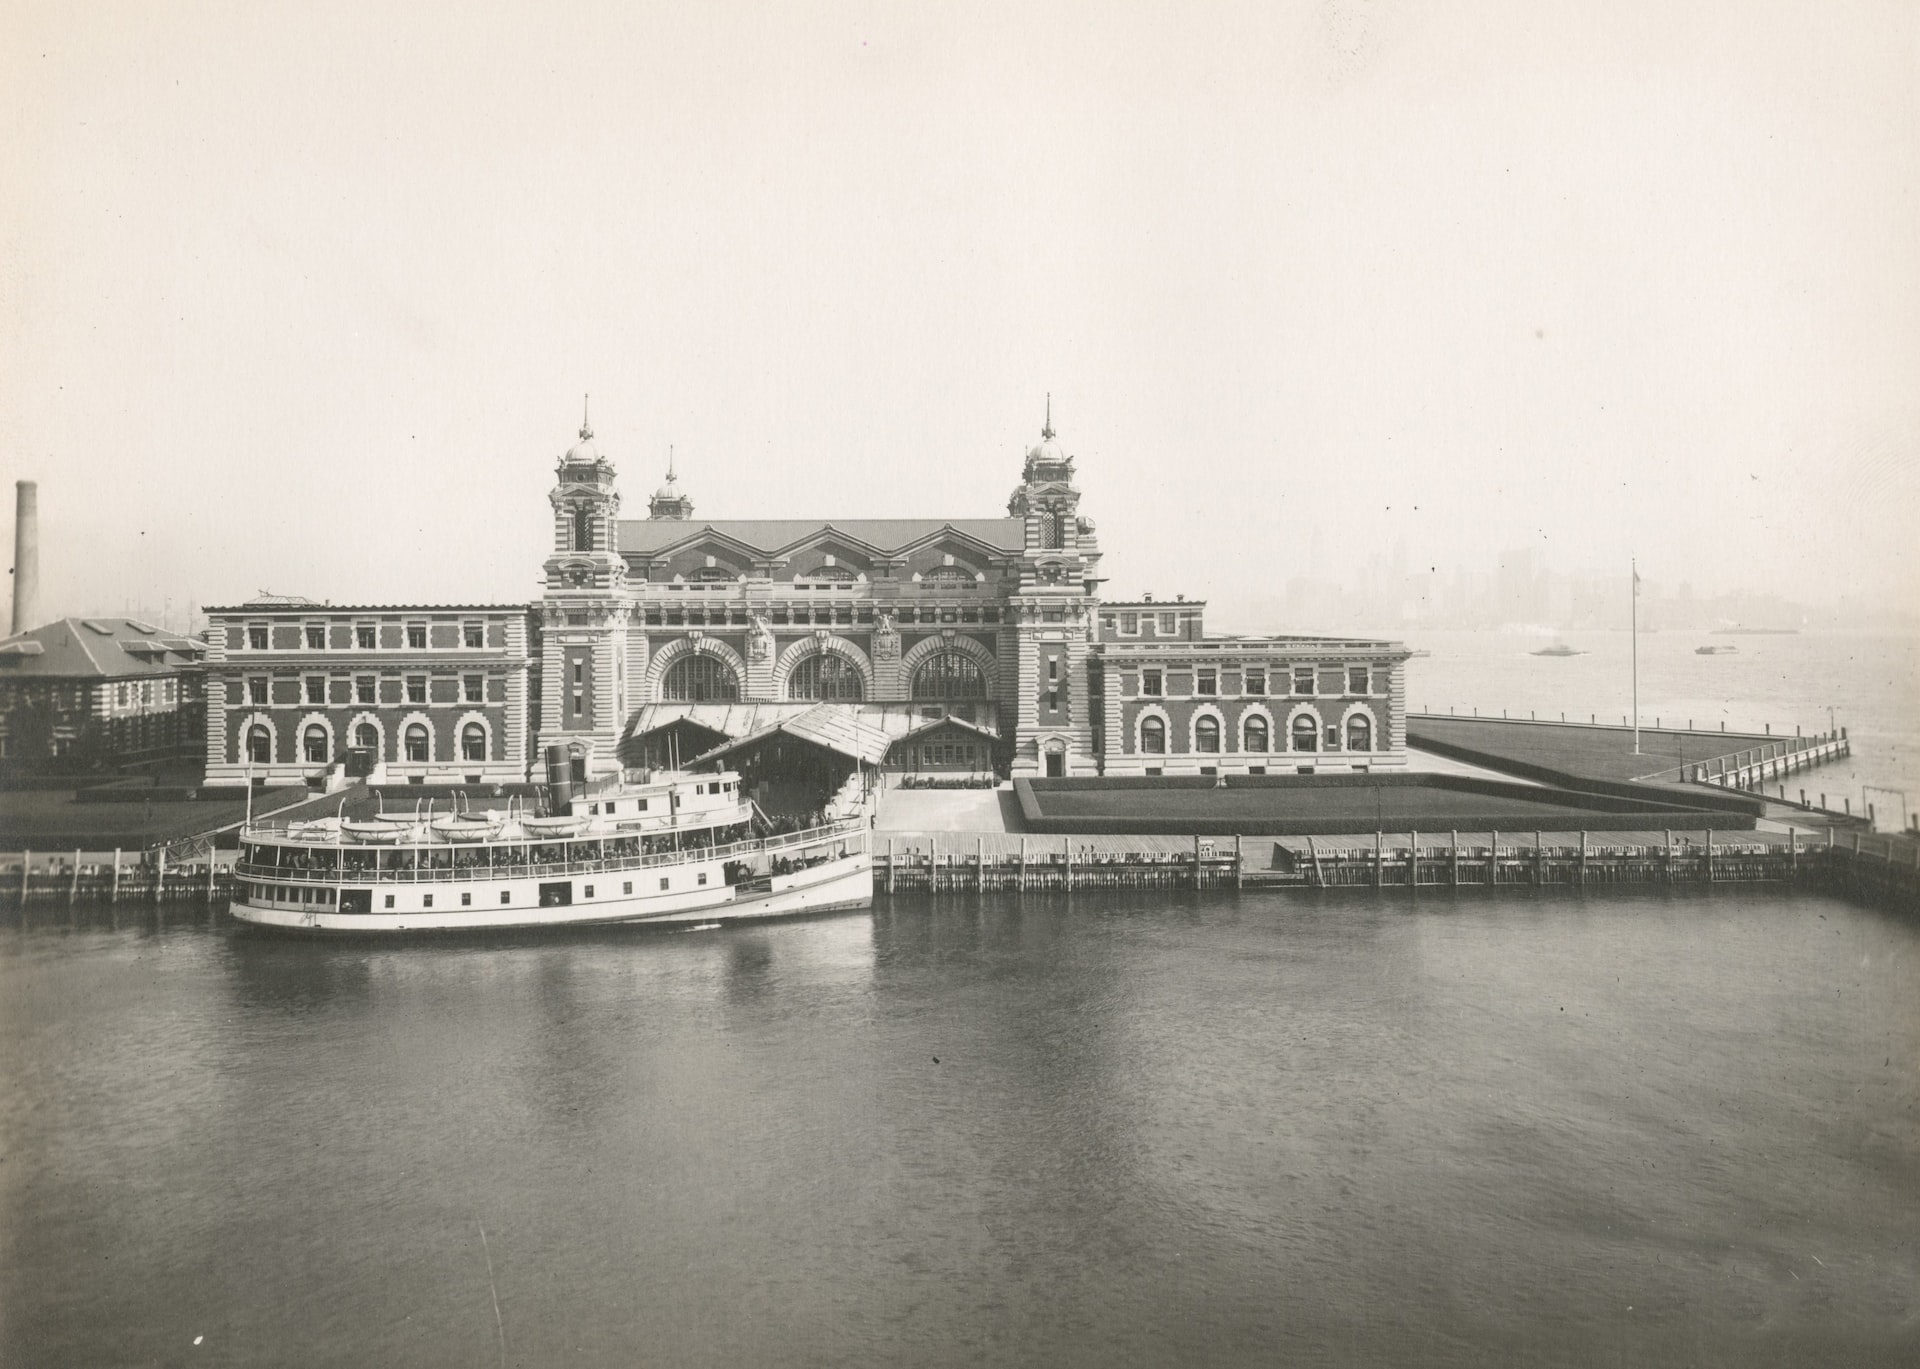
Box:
[1531,643,1585,657]
[1695,644,1739,655]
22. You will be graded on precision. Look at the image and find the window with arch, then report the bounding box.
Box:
[1292,714,1319,751]
[923,566,975,587]
[662,653,741,702]
[1140,716,1166,754]
[1346,714,1374,752]
[690,566,734,582]
[912,652,987,700]
[572,507,595,552]
[802,565,855,582]
[788,653,864,701]
[461,723,487,762]
[302,725,329,764]
[404,723,430,762]
[1042,508,1065,549]
[246,725,271,765]
[353,723,379,750]
[1195,716,1221,753]
[1244,715,1270,752]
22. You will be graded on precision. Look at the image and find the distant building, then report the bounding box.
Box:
[200,596,533,787]
[1090,600,1409,776]
[0,618,208,773]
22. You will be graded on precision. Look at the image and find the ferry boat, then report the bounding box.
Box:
[230,768,871,933]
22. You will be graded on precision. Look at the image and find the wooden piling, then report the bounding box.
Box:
[1410,830,1419,888]
[1450,830,1459,887]
[21,851,30,904]
[887,838,895,893]
[1063,836,1072,892]
[1374,830,1384,887]
[1705,830,1714,883]
[152,848,165,903]
[1579,831,1588,885]
[1234,834,1243,890]
[111,849,122,903]
[68,849,81,904]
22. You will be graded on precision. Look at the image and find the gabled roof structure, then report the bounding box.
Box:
[688,703,896,768]
[618,518,1025,557]
[0,619,208,679]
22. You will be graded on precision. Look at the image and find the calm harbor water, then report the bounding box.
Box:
[3,890,1916,1367]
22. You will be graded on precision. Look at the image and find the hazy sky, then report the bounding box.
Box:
[4,0,1915,627]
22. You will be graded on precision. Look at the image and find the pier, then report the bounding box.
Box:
[876,827,1920,910]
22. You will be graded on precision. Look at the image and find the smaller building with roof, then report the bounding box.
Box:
[0,617,209,773]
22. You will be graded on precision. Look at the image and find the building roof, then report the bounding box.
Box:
[890,714,1002,746]
[689,703,897,768]
[618,518,1027,556]
[0,618,208,679]
[626,702,1001,748]
[204,602,530,615]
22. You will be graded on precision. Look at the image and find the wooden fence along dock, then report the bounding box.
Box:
[1646,731,1851,791]
[877,828,1920,910]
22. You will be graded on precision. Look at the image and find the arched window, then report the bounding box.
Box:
[302,725,329,764]
[1042,508,1065,550]
[246,725,271,765]
[662,654,740,702]
[1244,715,1270,752]
[802,565,855,582]
[461,723,487,762]
[788,653,864,701]
[1195,716,1221,753]
[404,723,430,762]
[689,566,734,582]
[572,507,595,552]
[1346,714,1373,752]
[1292,715,1319,751]
[1140,716,1166,754]
[354,723,379,750]
[913,652,987,700]
[923,566,975,587]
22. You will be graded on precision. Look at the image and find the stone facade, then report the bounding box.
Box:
[202,598,532,786]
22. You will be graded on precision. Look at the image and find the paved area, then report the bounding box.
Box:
[876,786,1024,833]
[1409,715,1784,782]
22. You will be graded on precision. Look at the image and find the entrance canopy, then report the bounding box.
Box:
[690,704,894,769]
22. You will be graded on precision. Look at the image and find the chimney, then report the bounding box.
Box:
[10,480,37,635]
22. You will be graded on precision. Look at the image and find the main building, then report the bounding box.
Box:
[205,413,1411,792]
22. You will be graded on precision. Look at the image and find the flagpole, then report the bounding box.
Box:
[1631,558,1640,755]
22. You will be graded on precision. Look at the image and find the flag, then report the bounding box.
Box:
[1632,565,1642,596]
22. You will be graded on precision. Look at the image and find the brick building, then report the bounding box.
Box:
[1090,600,1409,776]
[201,596,533,787]
[0,618,207,773]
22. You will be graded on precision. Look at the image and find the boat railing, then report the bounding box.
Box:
[236,820,868,885]
[244,801,756,845]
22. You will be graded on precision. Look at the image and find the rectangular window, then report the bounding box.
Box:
[305,624,325,649]
[1159,612,1177,635]
[355,675,376,704]
[461,892,471,906]
[500,891,511,904]
[463,622,484,648]
[406,623,427,649]
[304,676,325,704]
[584,885,594,899]
[423,895,433,908]
[623,881,632,895]
[1047,658,1060,682]
[463,674,483,703]
[1246,669,1266,696]
[406,676,426,704]
[247,676,268,705]
[1120,612,1138,634]
[247,624,268,650]
[1142,669,1162,697]
[1101,615,1116,632]
[356,624,376,650]
[1349,667,1369,695]
[1293,667,1315,695]
[1197,668,1217,696]
[698,872,708,886]
[1372,668,1391,695]
[659,877,670,891]
[384,894,395,909]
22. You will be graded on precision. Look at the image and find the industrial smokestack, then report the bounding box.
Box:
[11,480,37,636]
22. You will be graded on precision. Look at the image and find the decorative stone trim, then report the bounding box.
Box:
[397,710,436,763]
[237,711,277,765]
[454,711,493,763]
[1188,702,1227,755]
[1239,702,1276,754]
[644,635,748,700]
[900,633,998,695]
[294,711,335,764]
[1339,701,1380,753]
[346,711,385,758]
[1134,703,1171,756]
[772,634,873,693]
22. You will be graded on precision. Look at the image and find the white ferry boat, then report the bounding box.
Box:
[230,768,871,933]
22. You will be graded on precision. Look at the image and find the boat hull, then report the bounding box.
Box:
[229,853,872,934]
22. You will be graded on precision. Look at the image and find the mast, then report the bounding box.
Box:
[1631,558,1641,755]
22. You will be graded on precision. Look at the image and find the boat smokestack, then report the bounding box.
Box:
[10,480,38,635]
[544,743,576,813]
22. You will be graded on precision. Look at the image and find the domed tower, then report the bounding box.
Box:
[1006,399,1101,777]
[648,448,694,520]
[538,406,633,776]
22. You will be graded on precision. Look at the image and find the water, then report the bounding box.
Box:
[1399,629,1920,811]
[3,892,1916,1368]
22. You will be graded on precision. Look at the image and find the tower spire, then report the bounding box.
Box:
[667,444,676,481]
[1042,392,1054,441]
[580,392,592,440]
